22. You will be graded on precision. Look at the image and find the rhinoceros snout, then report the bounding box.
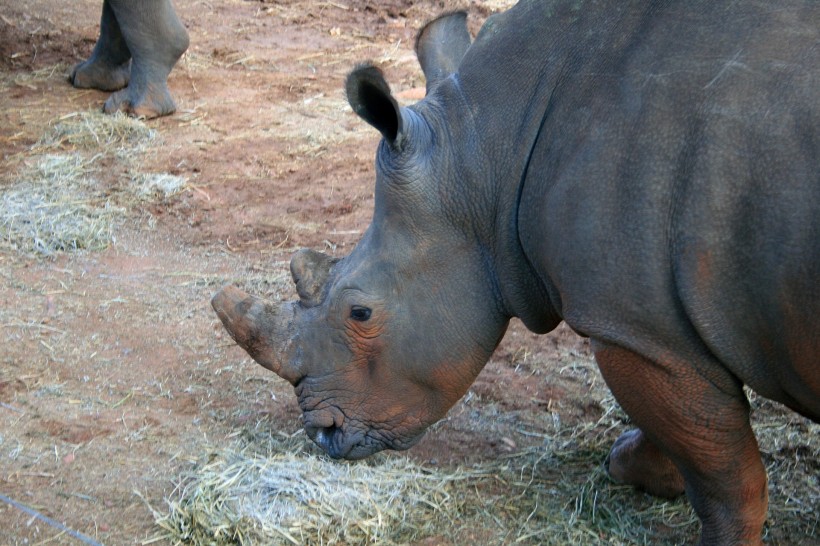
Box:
[306,421,374,460]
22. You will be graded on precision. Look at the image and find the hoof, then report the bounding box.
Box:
[103,83,177,119]
[70,59,130,92]
[606,429,685,499]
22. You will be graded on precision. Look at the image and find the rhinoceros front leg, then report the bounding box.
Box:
[69,0,131,91]
[593,341,767,546]
[100,0,189,118]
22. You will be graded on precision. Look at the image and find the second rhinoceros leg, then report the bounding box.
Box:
[604,428,685,499]
[593,341,767,546]
[103,0,189,118]
[69,0,131,91]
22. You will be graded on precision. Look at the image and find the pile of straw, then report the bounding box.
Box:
[151,390,694,545]
[36,111,156,153]
[153,379,818,545]
[154,430,492,545]
[1,111,188,256]
[0,153,122,256]
[133,173,188,201]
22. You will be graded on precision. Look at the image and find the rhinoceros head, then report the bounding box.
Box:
[212,13,512,459]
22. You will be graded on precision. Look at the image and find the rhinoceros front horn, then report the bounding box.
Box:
[211,285,301,384]
[290,248,339,307]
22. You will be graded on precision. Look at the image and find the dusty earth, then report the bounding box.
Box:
[0,1,816,545]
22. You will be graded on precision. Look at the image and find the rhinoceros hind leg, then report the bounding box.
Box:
[70,0,131,91]
[100,0,189,119]
[70,59,131,92]
[594,341,767,546]
[605,428,685,499]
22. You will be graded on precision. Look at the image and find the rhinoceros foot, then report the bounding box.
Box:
[103,81,176,119]
[69,59,131,92]
[605,428,685,499]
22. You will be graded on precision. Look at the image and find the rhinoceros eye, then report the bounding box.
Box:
[350,305,372,322]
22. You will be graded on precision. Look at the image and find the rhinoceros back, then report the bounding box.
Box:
[484,1,820,417]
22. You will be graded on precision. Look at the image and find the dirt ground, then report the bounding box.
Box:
[0,1,816,545]
[0,1,592,543]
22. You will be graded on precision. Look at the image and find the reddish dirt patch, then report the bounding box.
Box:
[40,418,114,444]
[4,1,585,543]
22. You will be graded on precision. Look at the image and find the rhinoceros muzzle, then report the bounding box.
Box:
[297,384,374,459]
[307,423,364,460]
[213,284,391,459]
[305,422,421,460]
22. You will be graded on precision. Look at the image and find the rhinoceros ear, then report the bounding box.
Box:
[290,248,339,308]
[415,11,471,94]
[346,64,405,149]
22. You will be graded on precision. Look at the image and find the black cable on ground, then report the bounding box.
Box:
[0,492,104,546]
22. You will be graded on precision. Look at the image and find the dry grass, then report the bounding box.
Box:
[35,110,156,153]
[149,387,693,545]
[0,153,123,256]
[152,429,491,545]
[132,172,188,201]
[0,62,71,93]
[152,356,818,545]
[0,111,191,257]
[750,393,820,541]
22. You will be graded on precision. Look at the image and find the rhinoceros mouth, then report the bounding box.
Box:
[297,387,425,459]
[305,422,374,460]
[304,417,425,460]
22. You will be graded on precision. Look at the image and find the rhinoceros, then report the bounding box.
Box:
[212,1,819,544]
[69,0,188,118]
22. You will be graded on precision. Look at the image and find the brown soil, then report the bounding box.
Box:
[0,1,593,543]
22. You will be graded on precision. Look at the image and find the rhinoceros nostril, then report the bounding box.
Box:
[315,426,333,446]
[313,425,347,459]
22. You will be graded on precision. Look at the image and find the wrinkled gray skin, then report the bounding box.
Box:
[69,0,188,118]
[213,1,819,544]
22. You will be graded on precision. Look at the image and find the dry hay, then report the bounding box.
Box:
[152,360,818,545]
[0,111,189,256]
[35,110,156,154]
[748,392,820,541]
[150,389,697,546]
[133,172,188,201]
[0,62,71,93]
[152,429,491,545]
[0,153,123,256]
